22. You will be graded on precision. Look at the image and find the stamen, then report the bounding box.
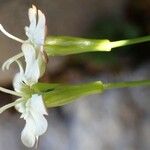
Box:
[0,24,25,43]
[16,60,24,74]
[0,87,21,97]
[2,52,24,70]
[0,98,24,114]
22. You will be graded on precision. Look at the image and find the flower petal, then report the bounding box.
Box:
[28,94,48,135]
[25,5,46,46]
[30,94,48,115]
[20,95,48,147]
[22,43,40,85]
[22,43,36,65]
[15,100,26,114]
[30,111,48,136]
[25,5,37,40]
[29,5,37,28]
[24,60,40,85]
[34,9,46,45]
[13,61,24,92]
[21,119,36,148]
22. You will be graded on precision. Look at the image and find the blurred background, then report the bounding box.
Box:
[0,0,150,149]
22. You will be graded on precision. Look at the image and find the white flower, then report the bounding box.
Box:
[0,5,47,81]
[0,61,48,148]
[16,94,48,147]
[0,5,48,148]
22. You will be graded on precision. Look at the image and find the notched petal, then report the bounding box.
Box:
[21,122,36,148]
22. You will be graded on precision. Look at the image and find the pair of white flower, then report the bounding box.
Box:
[0,5,48,147]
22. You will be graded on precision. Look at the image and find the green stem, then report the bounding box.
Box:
[104,79,150,90]
[111,35,150,48]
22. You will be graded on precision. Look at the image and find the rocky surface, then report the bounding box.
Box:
[0,62,149,150]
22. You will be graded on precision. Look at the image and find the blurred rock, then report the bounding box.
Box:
[0,61,149,150]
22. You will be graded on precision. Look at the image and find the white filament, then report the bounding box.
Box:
[0,24,25,43]
[2,52,24,70]
[0,98,24,114]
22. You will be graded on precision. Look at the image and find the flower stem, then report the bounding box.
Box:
[111,35,150,48]
[104,79,150,90]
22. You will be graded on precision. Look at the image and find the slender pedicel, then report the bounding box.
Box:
[0,24,25,43]
[0,98,24,114]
